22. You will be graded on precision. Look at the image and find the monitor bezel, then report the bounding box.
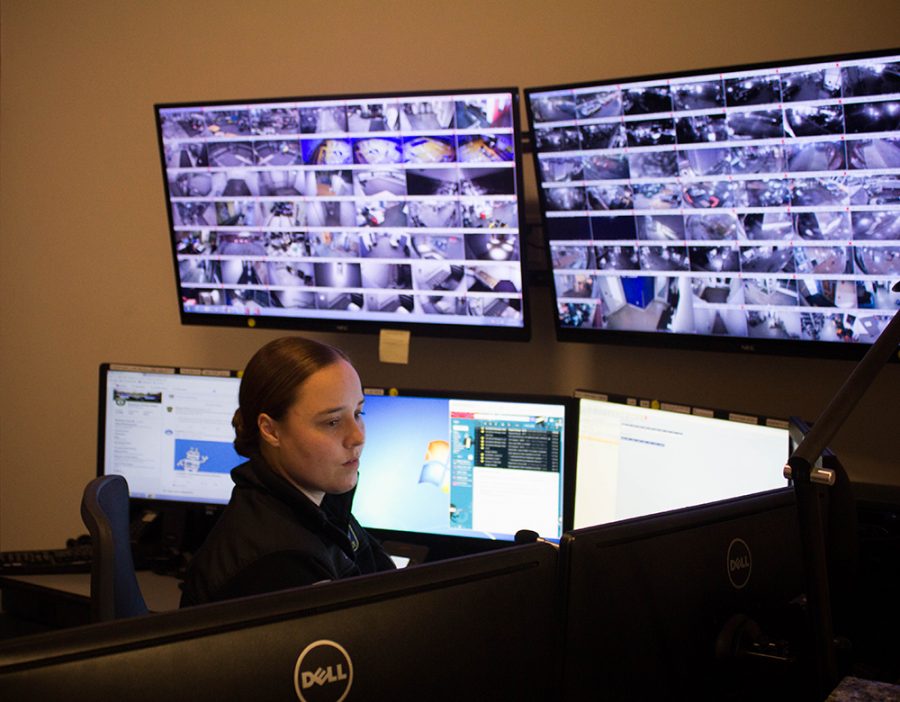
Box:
[574,387,792,428]
[154,86,533,342]
[524,47,900,361]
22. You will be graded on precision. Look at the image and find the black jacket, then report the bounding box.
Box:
[180,455,395,607]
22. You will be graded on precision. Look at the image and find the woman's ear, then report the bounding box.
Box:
[258,413,280,448]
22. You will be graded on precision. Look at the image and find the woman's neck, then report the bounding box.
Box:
[259,445,325,506]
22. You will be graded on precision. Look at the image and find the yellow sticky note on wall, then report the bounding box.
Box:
[378,329,411,364]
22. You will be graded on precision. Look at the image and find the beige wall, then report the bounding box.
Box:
[1,0,898,550]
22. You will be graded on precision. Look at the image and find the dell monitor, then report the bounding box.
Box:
[573,390,790,529]
[560,488,808,700]
[525,48,900,360]
[154,88,531,340]
[0,542,560,701]
[353,388,575,558]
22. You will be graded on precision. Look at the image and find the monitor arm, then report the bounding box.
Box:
[784,300,900,698]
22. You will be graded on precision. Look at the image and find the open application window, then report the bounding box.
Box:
[354,391,569,542]
[100,364,242,505]
[574,391,789,529]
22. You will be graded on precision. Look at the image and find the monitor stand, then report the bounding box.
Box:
[128,503,222,578]
[381,540,429,568]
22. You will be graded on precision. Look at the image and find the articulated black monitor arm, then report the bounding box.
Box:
[784,297,900,699]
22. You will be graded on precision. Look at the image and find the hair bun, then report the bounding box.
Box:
[232,408,255,458]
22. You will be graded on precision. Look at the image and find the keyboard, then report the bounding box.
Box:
[0,545,93,576]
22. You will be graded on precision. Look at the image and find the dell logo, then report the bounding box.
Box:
[294,640,353,702]
[301,665,348,688]
[731,555,750,570]
[726,538,752,590]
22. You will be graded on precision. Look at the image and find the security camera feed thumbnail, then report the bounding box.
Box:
[156,89,527,336]
[527,51,900,353]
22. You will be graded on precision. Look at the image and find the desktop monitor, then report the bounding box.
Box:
[354,388,575,556]
[0,542,560,701]
[524,48,900,360]
[98,363,242,555]
[98,363,242,506]
[573,390,790,529]
[560,488,808,700]
[154,88,531,340]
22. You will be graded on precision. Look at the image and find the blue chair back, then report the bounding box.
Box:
[80,475,148,621]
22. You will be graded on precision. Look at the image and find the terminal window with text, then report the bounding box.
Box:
[155,88,530,339]
[353,391,570,542]
[526,49,900,358]
[99,364,242,506]
[573,391,789,529]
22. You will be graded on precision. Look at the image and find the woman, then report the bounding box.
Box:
[180,336,395,607]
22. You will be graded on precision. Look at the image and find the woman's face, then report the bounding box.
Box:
[259,359,365,504]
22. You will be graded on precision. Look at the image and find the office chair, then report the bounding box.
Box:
[80,475,149,622]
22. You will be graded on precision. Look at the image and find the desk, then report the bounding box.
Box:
[0,571,183,630]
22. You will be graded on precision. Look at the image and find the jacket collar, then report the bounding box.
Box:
[231,455,356,531]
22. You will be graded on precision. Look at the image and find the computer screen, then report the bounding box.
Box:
[525,48,900,360]
[354,389,574,545]
[560,488,807,700]
[98,363,242,506]
[573,390,789,529]
[0,543,560,701]
[154,88,531,340]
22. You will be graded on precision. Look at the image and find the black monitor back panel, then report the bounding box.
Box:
[559,488,806,701]
[0,543,559,701]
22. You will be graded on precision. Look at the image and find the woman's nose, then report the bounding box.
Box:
[347,419,365,447]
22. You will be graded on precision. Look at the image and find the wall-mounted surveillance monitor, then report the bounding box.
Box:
[98,363,242,507]
[353,388,574,555]
[155,88,530,340]
[573,390,790,529]
[525,49,900,359]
